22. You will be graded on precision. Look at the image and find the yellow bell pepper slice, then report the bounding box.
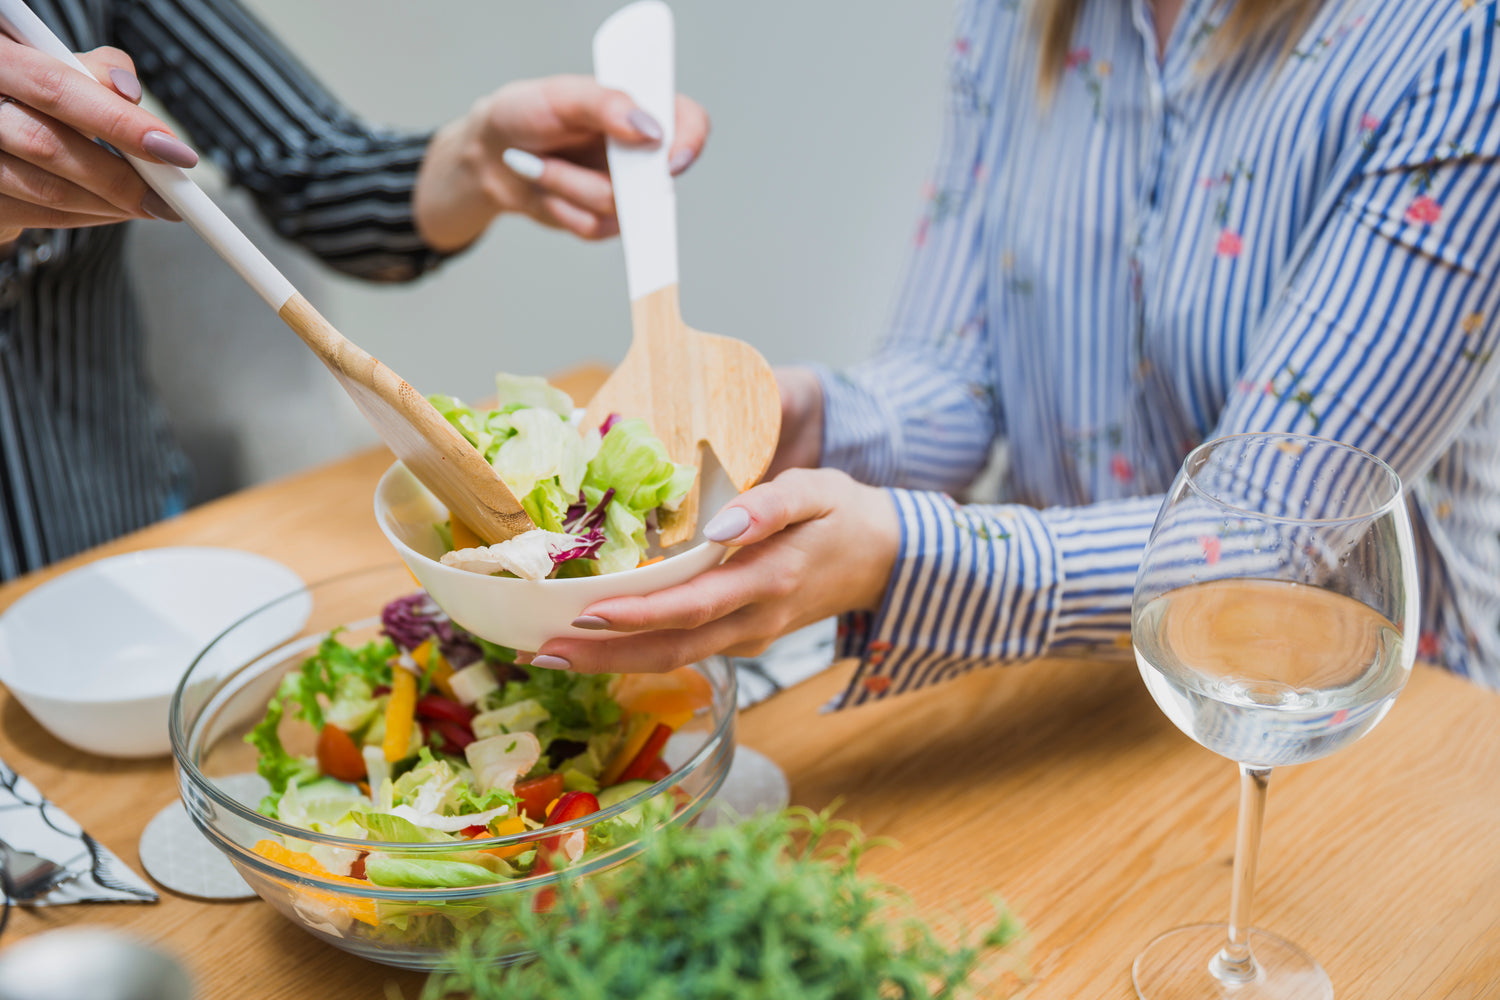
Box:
[382,665,418,763]
[411,639,456,701]
[252,840,378,926]
[479,815,530,860]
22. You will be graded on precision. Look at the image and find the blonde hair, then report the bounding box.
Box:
[1036,0,1324,99]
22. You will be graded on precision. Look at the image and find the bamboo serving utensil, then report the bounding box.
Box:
[0,0,533,545]
[589,2,781,547]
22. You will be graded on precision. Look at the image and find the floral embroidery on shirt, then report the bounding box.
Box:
[1201,160,1255,224]
[1109,453,1135,483]
[1000,250,1034,294]
[861,674,892,693]
[1216,229,1244,257]
[1065,424,1124,466]
[1406,195,1443,224]
[1065,48,1110,119]
[1462,311,1486,334]
[1200,535,1223,565]
[1291,12,1368,61]
[954,516,1011,543]
[1269,366,1322,429]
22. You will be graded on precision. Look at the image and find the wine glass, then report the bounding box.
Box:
[1130,433,1418,999]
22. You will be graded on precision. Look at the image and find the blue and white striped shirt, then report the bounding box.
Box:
[816,0,1500,708]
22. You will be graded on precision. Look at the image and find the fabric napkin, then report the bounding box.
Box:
[0,757,156,906]
[733,619,837,709]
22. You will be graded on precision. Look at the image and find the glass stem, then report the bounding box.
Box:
[1211,764,1272,985]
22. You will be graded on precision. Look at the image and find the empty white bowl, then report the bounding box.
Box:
[374,460,734,651]
[0,547,306,758]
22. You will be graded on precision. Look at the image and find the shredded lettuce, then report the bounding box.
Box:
[364,855,505,889]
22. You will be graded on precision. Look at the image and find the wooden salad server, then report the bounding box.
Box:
[589,1,781,547]
[0,0,533,545]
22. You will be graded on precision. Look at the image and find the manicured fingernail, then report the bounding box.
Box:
[109,67,142,103]
[530,654,573,671]
[571,615,610,630]
[703,506,750,543]
[142,130,197,168]
[627,109,663,142]
[140,190,180,222]
[501,147,544,180]
[668,147,696,175]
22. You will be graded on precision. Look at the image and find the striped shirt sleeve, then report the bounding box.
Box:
[816,0,1005,492]
[113,0,445,282]
[832,10,1500,708]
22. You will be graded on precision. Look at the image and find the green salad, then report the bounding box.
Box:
[429,373,696,579]
[246,593,715,940]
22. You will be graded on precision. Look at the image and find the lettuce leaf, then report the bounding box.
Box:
[364,855,503,889]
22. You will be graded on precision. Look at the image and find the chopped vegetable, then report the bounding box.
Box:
[466,732,542,793]
[614,723,672,785]
[383,668,419,763]
[612,667,715,718]
[316,724,367,783]
[449,662,500,706]
[599,714,663,787]
[514,772,565,821]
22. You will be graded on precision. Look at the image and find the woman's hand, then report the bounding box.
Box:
[0,39,193,247]
[528,468,900,675]
[414,75,709,251]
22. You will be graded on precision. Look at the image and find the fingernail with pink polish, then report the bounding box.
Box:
[703,506,750,543]
[142,130,198,169]
[140,190,180,222]
[109,68,142,103]
[572,615,610,630]
[530,654,573,671]
[627,109,663,142]
[668,147,696,175]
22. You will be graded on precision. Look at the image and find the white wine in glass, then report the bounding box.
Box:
[1131,433,1418,1000]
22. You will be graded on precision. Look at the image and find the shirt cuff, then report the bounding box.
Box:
[809,364,901,486]
[831,489,1063,709]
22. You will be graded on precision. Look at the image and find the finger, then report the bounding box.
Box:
[0,101,156,214]
[699,468,836,546]
[545,76,663,146]
[539,194,618,240]
[0,149,143,218]
[0,37,195,166]
[537,612,763,675]
[668,95,709,176]
[75,46,142,104]
[502,148,615,217]
[576,547,791,634]
[0,190,132,231]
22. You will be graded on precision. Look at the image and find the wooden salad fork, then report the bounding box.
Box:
[587,2,781,548]
[0,0,533,545]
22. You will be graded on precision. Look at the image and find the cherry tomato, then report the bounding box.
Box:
[315,724,366,782]
[459,824,489,838]
[515,773,566,821]
[640,757,672,783]
[415,693,476,727]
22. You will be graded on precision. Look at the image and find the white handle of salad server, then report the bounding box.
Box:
[593,0,678,303]
[0,0,296,310]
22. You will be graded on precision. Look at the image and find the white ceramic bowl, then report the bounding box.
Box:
[0,547,306,758]
[374,460,734,651]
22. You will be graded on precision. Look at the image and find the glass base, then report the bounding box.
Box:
[1133,924,1333,1000]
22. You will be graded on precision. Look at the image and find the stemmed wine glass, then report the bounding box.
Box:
[1131,433,1418,999]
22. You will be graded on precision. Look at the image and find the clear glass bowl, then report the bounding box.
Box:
[169,563,736,969]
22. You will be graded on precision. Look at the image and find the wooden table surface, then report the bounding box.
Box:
[2,367,1498,999]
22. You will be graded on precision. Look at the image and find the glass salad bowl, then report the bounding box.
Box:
[169,563,735,970]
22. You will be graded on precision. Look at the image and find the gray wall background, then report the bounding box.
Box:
[131,1,952,502]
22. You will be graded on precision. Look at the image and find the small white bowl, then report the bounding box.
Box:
[0,547,306,758]
[374,460,734,651]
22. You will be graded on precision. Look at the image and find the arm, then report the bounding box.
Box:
[111,0,708,280]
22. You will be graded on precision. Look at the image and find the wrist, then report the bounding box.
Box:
[413,99,510,252]
[852,484,901,614]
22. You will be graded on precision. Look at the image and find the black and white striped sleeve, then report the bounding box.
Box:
[112,0,446,282]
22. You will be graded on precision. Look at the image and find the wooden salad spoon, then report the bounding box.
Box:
[0,0,533,545]
[587,1,781,548]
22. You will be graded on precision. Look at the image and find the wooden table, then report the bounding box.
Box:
[2,367,1498,998]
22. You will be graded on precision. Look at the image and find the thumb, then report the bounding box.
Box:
[701,469,832,546]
